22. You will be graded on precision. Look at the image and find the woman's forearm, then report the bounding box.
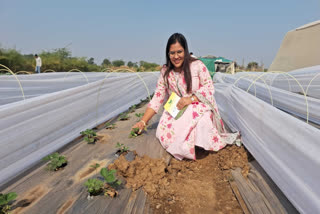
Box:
[141,107,156,124]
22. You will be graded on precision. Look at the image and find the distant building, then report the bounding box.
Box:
[199,56,235,78]
[269,20,320,72]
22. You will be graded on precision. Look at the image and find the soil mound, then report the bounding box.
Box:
[109,145,249,214]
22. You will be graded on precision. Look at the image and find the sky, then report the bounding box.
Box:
[1,0,319,68]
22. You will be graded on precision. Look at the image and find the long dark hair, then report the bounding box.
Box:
[164,33,197,93]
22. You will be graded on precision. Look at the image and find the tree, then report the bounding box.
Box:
[112,60,125,67]
[0,48,26,72]
[247,62,258,70]
[87,57,95,65]
[127,61,134,67]
[139,61,159,71]
[54,48,71,60]
[102,58,111,67]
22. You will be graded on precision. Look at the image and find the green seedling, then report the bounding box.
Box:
[129,104,136,113]
[43,152,67,171]
[129,128,140,138]
[129,127,146,138]
[116,142,129,153]
[80,129,97,144]
[0,192,17,214]
[84,168,121,198]
[119,112,130,121]
[90,163,100,174]
[100,168,121,187]
[84,178,104,196]
[105,122,116,129]
[140,93,154,103]
[135,113,144,119]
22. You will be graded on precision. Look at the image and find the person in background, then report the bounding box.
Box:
[132,33,239,160]
[34,54,42,74]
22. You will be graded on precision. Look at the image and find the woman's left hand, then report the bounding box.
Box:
[176,97,192,110]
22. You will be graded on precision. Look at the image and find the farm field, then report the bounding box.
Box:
[1,104,253,214]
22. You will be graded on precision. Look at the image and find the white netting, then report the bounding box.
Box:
[213,66,320,125]
[0,72,159,187]
[214,83,320,214]
[213,65,320,213]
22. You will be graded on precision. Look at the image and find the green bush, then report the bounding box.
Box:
[112,60,125,67]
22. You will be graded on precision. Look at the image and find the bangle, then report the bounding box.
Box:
[191,96,195,102]
[140,120,147,126]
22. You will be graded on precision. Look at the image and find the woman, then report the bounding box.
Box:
[133,33,239,160]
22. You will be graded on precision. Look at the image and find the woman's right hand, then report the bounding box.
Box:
[132,107,155,134]
[132,120,146,134]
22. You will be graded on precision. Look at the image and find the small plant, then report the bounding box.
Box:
[119,112,130,121]
[84,179,104,196]
[105,122,116,129]
[115,142,129,154]
[100,168,121,187]
[135,113,144,119]
[80,129,97,144]
[0,192,17,214]
[84,168,121,198]
[129,128,141,138]
[43,152,67,171]
[101,168,120,197]
[90,163,100,174]
[129,104,136,113]
[140,93,154,103]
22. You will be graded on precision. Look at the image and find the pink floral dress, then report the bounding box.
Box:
[148,60,239,160]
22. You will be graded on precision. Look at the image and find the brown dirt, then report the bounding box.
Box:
[74,159,109,182]
[57,198,75,214]
[12,185,50,214]
[109,145,250,214]
[96,133,111,143]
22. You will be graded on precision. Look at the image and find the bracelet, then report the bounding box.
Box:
[140,120,147,126]
[190,96,195,102]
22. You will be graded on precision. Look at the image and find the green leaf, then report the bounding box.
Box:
[0,198,7,206]
[90,163,100,169]
[109,169,116,174]
[106,176,116,183]
[52,153,59,158]
[100,168,108,179]
[5,192,17,202]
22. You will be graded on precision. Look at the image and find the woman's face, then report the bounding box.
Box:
[169,42,185,70]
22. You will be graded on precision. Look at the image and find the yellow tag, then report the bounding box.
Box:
[164,92,181,118]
